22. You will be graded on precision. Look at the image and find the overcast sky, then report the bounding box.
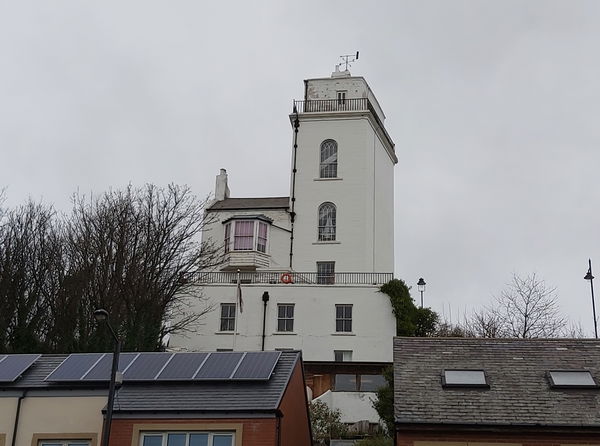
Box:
[1,1,599,334]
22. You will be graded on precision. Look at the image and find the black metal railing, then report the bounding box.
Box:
[188,271,393,286]
[293,98,369,113]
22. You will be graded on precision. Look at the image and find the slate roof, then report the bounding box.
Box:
[112,350,299,413]
[208,197,289,211]
[394,337,600,429]
[0,351,300,415]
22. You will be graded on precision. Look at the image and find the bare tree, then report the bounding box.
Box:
[462,307,505,338]
[462,273,568,339]
[0,201,62,352]
[53,184,221,352]
[0,185,222,353]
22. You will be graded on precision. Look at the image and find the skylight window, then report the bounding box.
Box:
[548,370,598,388]
[442,369,489,388]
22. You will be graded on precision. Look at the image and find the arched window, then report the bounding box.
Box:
[318,202,336,241]
[320,139,338,178]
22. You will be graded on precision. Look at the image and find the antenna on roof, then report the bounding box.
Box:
[336,51,359,72]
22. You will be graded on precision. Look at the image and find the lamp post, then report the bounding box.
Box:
[584,260,598,339]
[93,309,121,446]
[417,278,426,308]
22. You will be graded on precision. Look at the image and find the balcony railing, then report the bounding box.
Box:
[188,271,393,286]
[293,98,369,113]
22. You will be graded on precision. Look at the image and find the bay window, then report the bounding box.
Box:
[223,219,270,253]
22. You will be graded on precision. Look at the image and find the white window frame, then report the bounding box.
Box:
[318,202,337,241]
[38,442,91,446]
[277,304,295,332]
[224,220,270,253]
[317,261,335,284]
[219,303,236,332]
[335,304,352,332]
[139,431,235,446]
[319,139,338,178]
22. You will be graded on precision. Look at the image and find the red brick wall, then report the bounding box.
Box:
[278,361,312,446]
[109,418,277,446]
[397,430,600,445]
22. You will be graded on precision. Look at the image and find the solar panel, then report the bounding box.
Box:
[123,352,173,381]
[156,352,209,380]
[82,352,138,381]
[232,351,280,380]
[194,352,244,380]
[45,353,104,381]
[0,354,41,382]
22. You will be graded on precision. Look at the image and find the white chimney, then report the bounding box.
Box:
[215,168,230,201]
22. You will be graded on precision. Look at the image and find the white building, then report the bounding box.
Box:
[170,67,397,428]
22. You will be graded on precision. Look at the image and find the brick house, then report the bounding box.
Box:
[394,337,600,446]
[0,350,311,446]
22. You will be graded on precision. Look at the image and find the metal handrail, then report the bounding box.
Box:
[188,271,393,285]
[293,98,369,113]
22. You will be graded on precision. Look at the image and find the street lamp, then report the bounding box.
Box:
[93,309,121,446]
[584,260,598,339]
[417,278,426,308]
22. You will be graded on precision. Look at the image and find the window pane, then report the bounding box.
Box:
[318,203,336,241]
[360,374,387,391]
[143,436,163,446]
[320,140,338,179]
[334,374,357,391]
[69,443,90,446]
[234,221,254,250]
[444,370,487,386]
[549,370,596,386]
[167,434,186,446]
[212,435,233,446]
[189,434,209,446]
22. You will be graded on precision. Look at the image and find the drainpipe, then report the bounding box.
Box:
[11,390,27,446]
[261,291,270,351]
[289,106,300,269]
[275,410,283,446]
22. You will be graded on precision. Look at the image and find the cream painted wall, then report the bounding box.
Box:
[169,283,395,362]
[314,390,380,424]
[0,395,104,446]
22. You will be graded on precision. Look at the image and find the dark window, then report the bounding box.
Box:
[334,350,352,362]
[317,261,335,284]
[277,304,294,332]
[334,374,357,391]
[318,203,336,241]
[360,374,386,391]
[337,91,346,105]
[335,304,352,332]
[320,139,338,178]
[220,303,236,331]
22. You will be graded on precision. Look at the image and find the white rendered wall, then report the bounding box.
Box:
[290,116,395,273]
[314,390,380,424]
[169,283,395,362]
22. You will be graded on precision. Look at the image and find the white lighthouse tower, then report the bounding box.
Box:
[170,63,398,428]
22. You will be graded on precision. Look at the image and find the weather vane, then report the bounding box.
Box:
[336,51,359,71]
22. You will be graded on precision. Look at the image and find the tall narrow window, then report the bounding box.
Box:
[257,221,268,253]
[220,303,236,331]
[277,304,295,332]
[224,222,231,253]
[337,91,346,106]
[317,261,335,284]
[233,220,254,250]
[318,203,336,241]
[320,139,338,178]
[336,304,352,332]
